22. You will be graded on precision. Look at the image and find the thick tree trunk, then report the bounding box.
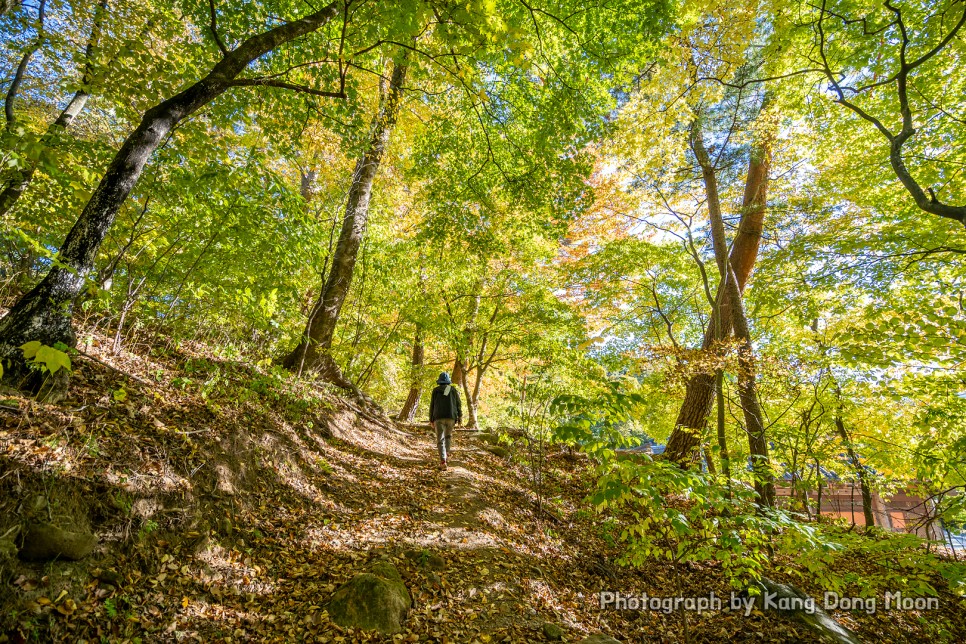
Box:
[0,0,108,218]
[397,329,423,422]
[0,2,342,389]
[283,61,407,386]
[689,123,774,507]
[663,106,774,465]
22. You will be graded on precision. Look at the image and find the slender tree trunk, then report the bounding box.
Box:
[663,101,774,465]
[0,2,342,390]
[834,413,875,527]
[461,375,478,428]
[4,0,47,130]
[397,329,424,422]
[459,291,481,429]
[815,457,823,517]
[282,60,407,387]
[690,122,774,507]
[715,368,730,480]
[0,0,107,217]
[452,357,464,391]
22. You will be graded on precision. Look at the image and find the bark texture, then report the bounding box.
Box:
[4,0,47,130]
[663,108,774,465]
[685,123,774,506]
[396,330,424,422]
[283,60,407,387]
[0,1,342,389]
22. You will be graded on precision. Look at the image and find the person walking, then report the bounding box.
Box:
[429,372,462,470]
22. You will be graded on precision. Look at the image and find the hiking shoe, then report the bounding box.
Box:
[440,460,448,471]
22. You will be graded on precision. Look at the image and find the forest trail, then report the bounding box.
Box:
[2,340,961,642]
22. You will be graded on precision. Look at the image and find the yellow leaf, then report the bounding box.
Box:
[182,596,189,608]
[56,599,77,615]
[20,341,41,359]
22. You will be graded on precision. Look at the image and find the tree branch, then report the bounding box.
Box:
[208,0,229,55]
[229,78,346,98]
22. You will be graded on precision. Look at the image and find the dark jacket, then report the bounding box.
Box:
[429,384,462,424]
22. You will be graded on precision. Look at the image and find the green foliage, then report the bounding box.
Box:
[594,457,823,588]
[784,526,966,598]
[552,383,648,459]
[19,341,72,375]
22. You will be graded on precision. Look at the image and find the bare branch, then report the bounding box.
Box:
[230,78,347,99]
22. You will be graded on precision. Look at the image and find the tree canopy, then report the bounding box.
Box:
[2,0,966,638]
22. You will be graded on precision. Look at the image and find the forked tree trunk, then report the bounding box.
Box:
[0,2,342,389]
[397,329,424,422]
[283,61,407,387]
[0,0,107,218]
[663,102,774,465]
[690,123,774,507]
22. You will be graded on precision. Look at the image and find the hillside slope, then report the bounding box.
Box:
[1,337,964,643]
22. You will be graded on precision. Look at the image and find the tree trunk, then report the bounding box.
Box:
[0,2,342,389]
[282,60,407,387]
[715,368,730,479]
[397,329,423,422]
[834,414,875,527]
[663,103,774,465]
[690,122,774,507]
[4,0,47,130]
[448,356,477,429]
[459,291,481,429]
[730,287,774,507]
[456,358,478,429]
[815,457,823,517]
[0,0,107,217]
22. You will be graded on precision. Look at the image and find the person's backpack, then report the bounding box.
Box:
[436,384,458,420]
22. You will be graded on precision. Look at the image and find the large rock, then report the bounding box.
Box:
[542,622,564,640]
[757,577,862,644]
[17,523,96,562]
[327,562,411,634]
[578,635,622,644]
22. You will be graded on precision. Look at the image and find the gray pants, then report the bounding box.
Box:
[435,419,455,462]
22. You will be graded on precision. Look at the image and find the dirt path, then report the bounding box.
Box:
[405,426,506,548]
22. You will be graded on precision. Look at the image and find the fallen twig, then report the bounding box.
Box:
[74,348,152,387]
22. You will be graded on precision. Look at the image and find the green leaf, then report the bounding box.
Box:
[34,345,72,374]
[20,341,42,360]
